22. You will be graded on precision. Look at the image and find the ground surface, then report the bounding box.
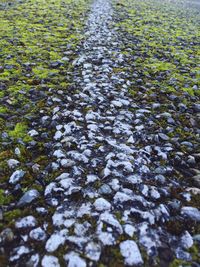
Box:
[0,0,200,266]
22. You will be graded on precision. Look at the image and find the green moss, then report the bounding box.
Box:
[8,122,32,142]
[4,209,22,222]
[0,189,13,205]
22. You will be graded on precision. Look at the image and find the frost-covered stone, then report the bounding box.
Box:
[27,254,40,267]
[124,224,136,237]
[10,246,30,262]
[100,212,123,234]
[94,198,111,211]
[42,255,60,267]
[9,170,25,184]
[17,189,40,207]
[98,232,115,245]
[29,227,46,241]
[85,242,101,261]
[28,129,39,137]
[45,230,68,252]
[120,240,143,266]
[86,174,98,184]
[180,231,193,249]
[7,159,20,169]
[181,206,200,221]
[64,252,86,267]
[15,216,37,229]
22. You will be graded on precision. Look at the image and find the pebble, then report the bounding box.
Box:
[64,252,86,267]
[17,189,40,207]
[181,207,200,221]
[9,170,25,184]
[7,159,20,168]
[0,228,14,243]
[120,240,143,266]
[93,198,111,211]
[85,242,101,261]
[29,227,47,241]
[15,216,37,229]
[42,255,60,267]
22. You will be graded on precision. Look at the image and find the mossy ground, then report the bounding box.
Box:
[113,0,200,265]
[0,0,90,264]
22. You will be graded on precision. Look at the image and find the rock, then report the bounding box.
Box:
[181,207,200,221]
[154,175,166,184]
[26,254,40,267]
[9,170,25,184]
[29,227,46,241]
[98,184,112,195]
[28,129,39,137]
[93,198,111,211]
[42,255,60,267]
[10,246,30,262]
[85,242,101,261]
[0,228,14,243]
[7,159,20,168]
[120,240,143,266]
[193,104,200,112]
[64,252,86,267]
[100,212,123,234]
[86,174,98,184]
[15,216,37,229]
[191,175,200,188]
[158,133,169,141]
[45,230,67,252]
[17,189,40,207]
[15,147,21,156]
[124,224,136,237]
[60,159,75,168]
[180,231,193,249]
[186,187,200,195]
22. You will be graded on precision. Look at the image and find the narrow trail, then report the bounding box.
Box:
[2,0,200,266]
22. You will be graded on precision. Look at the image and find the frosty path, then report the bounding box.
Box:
[0,0,200,266]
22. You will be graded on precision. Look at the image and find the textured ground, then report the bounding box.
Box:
[0,0,200,266]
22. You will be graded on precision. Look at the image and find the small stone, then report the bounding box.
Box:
[192,175,200,188]
[26,254,40,267]
[120,240,143,266]
[85,242,101,261]
[9,170,25,184]
[17,189,40,207]
[0,228,14,243]
[180,231,193,249]
[15,216,37,229]
[98,184,112,195]
[60,159,75,168]
[45,230,67,252]
[42,255,60,267]
[29,227,46,241]
[7,159,20,168]
[94,198,111,211]
[181,207,200,221]
[158,133,169,141]
[193,104,200,112]
[124,224,136,237]
[64,252,86,267]
[15,147,21,156]
[186,187,200,195]
[10,246,30,262]
[86,174,98,184]
[28,129,39,137]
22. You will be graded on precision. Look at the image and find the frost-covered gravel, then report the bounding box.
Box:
[0,0,200,266]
